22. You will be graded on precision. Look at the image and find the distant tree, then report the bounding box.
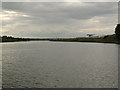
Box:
[87,34,95,37]
[3,36,8,38]
[115,24,120,42]
[103,35,109,39]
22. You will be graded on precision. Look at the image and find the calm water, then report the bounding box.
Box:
[2,41,118,88]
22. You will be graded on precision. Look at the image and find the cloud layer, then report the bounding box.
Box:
[2,2,118,38]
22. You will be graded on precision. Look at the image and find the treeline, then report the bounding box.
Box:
[50,34,117,43]
[0,34,118,44]
[0,36,49,42]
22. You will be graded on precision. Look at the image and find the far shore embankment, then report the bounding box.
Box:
[0,34,120,44]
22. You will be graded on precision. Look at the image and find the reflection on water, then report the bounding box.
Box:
[2,41,118,88]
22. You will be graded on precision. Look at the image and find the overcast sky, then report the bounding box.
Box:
[2,2,118,38]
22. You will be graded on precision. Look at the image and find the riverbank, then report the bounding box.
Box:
[50,34,120,44]
[0,36,49,42]
[0,35,120,44]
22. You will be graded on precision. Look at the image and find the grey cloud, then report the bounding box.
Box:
[2,2,117,20]
[2,2,118,37]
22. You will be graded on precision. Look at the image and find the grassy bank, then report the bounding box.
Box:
[0,34,119,44]
[50,34,118,44]
[0,36,49,42]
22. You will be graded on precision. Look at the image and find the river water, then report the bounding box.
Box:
[2,41,118,88]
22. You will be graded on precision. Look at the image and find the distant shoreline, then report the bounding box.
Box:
[0,36,49,43]
[49,40,119,44]
[1,40,119,45]
[0,35,120,44]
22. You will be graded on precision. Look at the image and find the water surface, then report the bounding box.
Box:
[2,41,118,88]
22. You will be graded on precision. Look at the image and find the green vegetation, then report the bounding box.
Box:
[0,34,118,44]
[0,36,49,42]
[1,36,30,42]
[50,34,117,44]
